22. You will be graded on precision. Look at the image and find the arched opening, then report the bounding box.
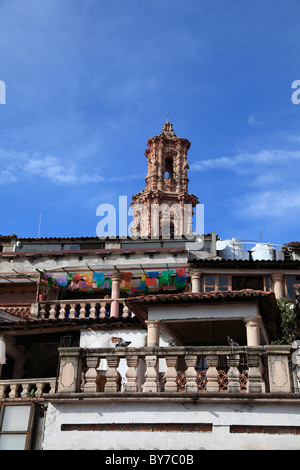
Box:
[164,158,174,179]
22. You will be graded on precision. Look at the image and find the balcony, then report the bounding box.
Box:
[0,345,298,400]
[54,344,297,396]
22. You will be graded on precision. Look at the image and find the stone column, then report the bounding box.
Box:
[271,273,284,299]
[191,272,202,293]
[145,320,161,347]
[110,272,122,317]
[244,316,261,346]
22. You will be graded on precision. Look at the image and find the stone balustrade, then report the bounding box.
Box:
[38,298,132,320]
[0,377,56,399]
[0,345,295,400]
[56,345,295,395]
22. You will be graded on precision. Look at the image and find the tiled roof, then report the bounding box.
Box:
[126,289,276,305]
[0,246,187,257]
[0,304,31,319]
[284,241,300,248]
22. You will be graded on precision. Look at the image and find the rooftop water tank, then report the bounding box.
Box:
[251,243,273,261]
[216,238,249,260]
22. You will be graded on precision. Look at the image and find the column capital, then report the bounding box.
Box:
[244,316,262,327]
[111,271,122,282]
[270,272,284,282]
[145,320,161,328]
[190,271,202,279]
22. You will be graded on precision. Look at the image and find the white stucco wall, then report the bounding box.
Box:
[79,329,172,389]
[42,400,300,450]
[148,303,259,321]
[80,330,148,391]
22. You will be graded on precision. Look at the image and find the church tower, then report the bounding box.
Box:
[131,119,199,239]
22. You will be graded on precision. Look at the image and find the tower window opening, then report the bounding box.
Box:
[164,158,174,179]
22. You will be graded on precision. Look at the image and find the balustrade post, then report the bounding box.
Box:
[125,355,139,392]
[79,302,86,319]
[21,383,31,398]
[247,349,263,393]
[69,302,76,319]
[185,355,198,392]
[58,303,66,320]
[143,355,158,392]
[49,303,57,320]
[11,383,21,398]
[105,356,121,392]
[206,354,220,393]
[100,301,107,319]
[227,354,241,393]
[122,303,129,318]
[164,355,178,392]
[89,302,97,319]
[83,355,99,393]
[39,303,46,319]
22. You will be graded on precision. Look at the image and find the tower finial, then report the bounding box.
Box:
[162,118,175,137]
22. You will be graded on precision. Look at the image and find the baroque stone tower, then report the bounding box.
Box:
[131,120,199,238]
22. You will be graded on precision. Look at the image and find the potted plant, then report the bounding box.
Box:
[38,280,51,302]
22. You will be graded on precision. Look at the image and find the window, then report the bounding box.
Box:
[285,275,300,299]
[232,276,264,291]
[203,275,229,292]
[0,404,35,450]
[202,274,271,293]
[204,275,216,292]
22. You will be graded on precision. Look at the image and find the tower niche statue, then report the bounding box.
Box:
[130,119,199,239]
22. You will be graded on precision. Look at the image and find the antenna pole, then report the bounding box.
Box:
[38,213,42,238]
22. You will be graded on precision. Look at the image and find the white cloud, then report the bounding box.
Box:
[0,149,105,185]
[247,114,268,127]
[191,149,300,174]
[242,188,300,219]
[191,148,300,220]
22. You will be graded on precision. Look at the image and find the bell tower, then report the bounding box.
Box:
[131,119,199,239]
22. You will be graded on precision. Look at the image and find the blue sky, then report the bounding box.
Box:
[0,0,300,246]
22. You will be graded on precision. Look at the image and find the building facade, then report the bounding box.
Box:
[0,122,300,450]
